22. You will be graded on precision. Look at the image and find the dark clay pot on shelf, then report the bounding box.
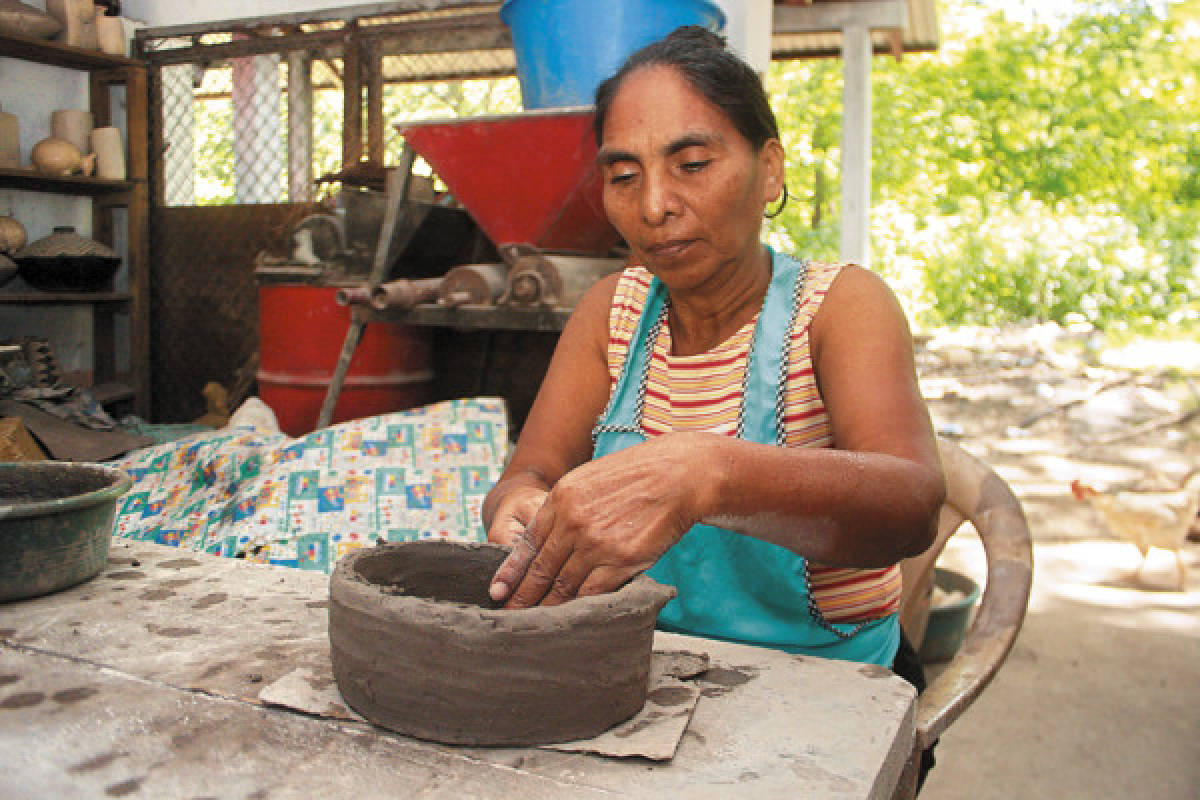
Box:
[14,226,121,291]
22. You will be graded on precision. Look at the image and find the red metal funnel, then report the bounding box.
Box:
[397,108,620,254]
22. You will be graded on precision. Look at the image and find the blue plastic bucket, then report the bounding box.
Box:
[500,0,726,109]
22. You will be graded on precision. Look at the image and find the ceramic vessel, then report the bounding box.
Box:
[90,125,124,180]
[45,0,98,49]
[0,0,63,39]
[329,541,676,746]
[50,109,93,155]
[0,102,19,168]
[30,136,82,175]
[0,215,27,254]
[0,253,16,288]
[14,225,120,291]
[95,13,124,55]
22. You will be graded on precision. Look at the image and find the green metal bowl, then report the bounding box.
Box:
[0,461,132,603]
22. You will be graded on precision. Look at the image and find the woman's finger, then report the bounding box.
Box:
[488,525,539,602]
[537,551,593,607]
[503,516,573,609]
[578,564,646,598]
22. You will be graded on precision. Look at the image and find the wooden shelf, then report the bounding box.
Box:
[0,31,150,419]
[0,167,134,196]
[0,30,138,70]
[0,291,131,306]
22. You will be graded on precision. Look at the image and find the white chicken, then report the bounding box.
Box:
[1071,470,1200,591]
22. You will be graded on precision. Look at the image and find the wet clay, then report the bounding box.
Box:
[329,541,675,746]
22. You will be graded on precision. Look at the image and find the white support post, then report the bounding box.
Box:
[840,23,872,267]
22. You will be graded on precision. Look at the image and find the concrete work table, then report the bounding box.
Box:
[0,540,915,799]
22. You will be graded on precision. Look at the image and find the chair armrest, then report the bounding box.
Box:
[915,440,1034,750]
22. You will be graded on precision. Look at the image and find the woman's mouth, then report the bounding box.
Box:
[646,239,696,259]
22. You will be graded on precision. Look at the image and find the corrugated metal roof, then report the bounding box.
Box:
[772,0,939,59]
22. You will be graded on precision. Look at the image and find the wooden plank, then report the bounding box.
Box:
[773,0,909,33]
[123,65,150,183]
[92,307,116,384]
[342,24,363,168]
[147,65,166,206]
[0,292,130,305]
[0,168,131,195]
[89,71,113,128]
[0,29,137,69]
[366,39,384,165]
[126,181,151,419]
[134,0,496,39]
[137,13,509,67]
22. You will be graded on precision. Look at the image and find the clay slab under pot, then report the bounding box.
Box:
[329,540,676,746]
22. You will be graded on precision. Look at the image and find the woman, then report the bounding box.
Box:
[482,26,944,669]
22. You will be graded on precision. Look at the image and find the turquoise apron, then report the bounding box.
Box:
[591,249,899,665]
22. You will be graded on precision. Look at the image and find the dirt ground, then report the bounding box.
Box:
[910,325,1200,800]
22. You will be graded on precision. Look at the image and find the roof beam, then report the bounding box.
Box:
[772,0,908,34]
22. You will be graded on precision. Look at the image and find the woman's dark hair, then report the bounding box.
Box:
[593,25,779,150]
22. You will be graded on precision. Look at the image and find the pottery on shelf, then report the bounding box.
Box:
[0,102,18,169]
[50,109,93,155]
[14,225,120,291]
[0,253,16,288]
[95,13,124,55]
[30,136,82,176]
[90,126,124,180]
[0,215,27,254]
[45,0,98,50]
[0,0,64,39]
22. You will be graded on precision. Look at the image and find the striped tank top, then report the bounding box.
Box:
[605,260,902,623]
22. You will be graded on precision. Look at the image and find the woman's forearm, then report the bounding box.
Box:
[690,433,944,567]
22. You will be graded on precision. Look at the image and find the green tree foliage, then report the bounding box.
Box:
[765,0,1200,330]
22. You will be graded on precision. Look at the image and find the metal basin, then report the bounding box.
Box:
[0,462,132,603]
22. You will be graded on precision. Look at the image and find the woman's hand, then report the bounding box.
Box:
[488,433,713,609]
[486,484,549,548]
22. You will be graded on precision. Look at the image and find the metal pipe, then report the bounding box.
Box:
[437,262,507,307]
[336,286,372,306]
[369,277,442,311]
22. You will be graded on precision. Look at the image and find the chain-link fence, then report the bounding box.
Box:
[144,5,519,207]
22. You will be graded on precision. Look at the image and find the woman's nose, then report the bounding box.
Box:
[640,170,681,225]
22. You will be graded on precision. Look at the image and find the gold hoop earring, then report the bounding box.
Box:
[764,184,788,219]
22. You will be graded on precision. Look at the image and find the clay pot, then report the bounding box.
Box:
[45,0,98,50]
[95,13,125,55]
[329,541,676,746]
[14,225,120,291]
[90,126,124,180]
[51,109,93,155]
[0,253,16,288]
[30,137,82,176]
[0,102,19,169]
[0,215,27,255]
[0,0,64,39]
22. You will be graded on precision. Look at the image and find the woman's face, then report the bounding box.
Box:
[597,65,783,290]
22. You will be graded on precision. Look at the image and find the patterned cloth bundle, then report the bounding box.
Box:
[111,398,508,571]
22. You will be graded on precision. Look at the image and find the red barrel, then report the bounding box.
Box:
[257,285,434,437]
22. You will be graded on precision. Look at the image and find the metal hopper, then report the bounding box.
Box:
[396,108,620,254]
